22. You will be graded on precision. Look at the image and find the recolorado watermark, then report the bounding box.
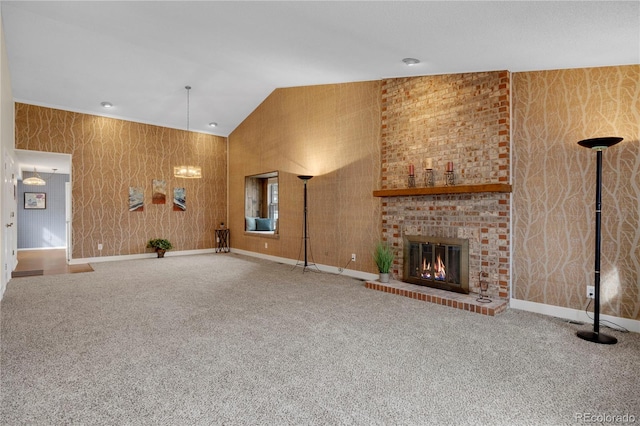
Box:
[575,413,636,423]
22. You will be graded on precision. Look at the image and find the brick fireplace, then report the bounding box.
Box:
[380,191,510,300]
[374,70,512,304]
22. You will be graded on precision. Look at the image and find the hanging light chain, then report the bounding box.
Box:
[185,85,191,131]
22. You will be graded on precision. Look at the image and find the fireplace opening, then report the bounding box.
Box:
[403,235,469,294]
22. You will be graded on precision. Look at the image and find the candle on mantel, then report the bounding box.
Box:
[425,158,433,170]
[446,161,454,172]
[409,163,415,176]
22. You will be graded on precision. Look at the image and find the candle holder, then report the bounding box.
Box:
[424,169,434,187]
[408,174,416,188]
[477,271,491,303]
[445,171,455,186]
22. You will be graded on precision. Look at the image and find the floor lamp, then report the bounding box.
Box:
[297,175,314,270]
[576,136,623,345]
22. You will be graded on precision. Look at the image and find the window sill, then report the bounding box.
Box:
[244,231,280,239]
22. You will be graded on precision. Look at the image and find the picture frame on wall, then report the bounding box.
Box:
[129,187,144,212]
[24,192,46,209]
[152,179,167,204]
[173,187,186,211]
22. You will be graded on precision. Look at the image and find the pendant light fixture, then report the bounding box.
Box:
[23,168,46,186]
[174,85,202,179]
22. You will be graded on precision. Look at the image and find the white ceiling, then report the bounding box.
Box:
[2,1,639,174]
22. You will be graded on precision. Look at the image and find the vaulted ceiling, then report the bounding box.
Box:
[3,1,638,141]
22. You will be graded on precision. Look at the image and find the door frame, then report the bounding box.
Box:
[2,149,17,290]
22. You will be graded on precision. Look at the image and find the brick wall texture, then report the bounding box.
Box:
[380,71,511,299]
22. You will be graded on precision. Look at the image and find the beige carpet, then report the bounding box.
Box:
[1,253,638,425]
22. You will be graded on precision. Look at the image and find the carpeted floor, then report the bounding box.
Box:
[1,253,638,425]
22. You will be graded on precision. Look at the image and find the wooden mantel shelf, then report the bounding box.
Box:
[373,183,512,197]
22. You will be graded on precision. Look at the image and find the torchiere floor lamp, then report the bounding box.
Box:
[297,175,314,271]
[576,136,623,345]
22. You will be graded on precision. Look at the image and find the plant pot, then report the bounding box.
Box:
[379,272,390,283]
[156,249,166,258]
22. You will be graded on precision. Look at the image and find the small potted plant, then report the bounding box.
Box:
[147,238,173,258]
[374,241,394,283]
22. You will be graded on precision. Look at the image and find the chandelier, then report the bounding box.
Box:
[23,168,46,186]
[173,166,202,179]
[174,85,202,179]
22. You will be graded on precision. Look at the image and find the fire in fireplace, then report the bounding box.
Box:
[403,235,469,294]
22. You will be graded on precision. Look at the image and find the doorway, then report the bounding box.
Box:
[14,150,72,262]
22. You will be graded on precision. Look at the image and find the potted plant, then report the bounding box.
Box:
[374,241,394,283]
[147,238,173,258]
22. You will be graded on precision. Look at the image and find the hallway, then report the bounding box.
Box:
[12,249,93,277]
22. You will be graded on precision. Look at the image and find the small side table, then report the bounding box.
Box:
[215,228,230,253]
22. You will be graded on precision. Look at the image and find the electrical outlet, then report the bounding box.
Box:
[351,253,356,262]
[265,242,268,249]
[586,285,595,299]
[98,243,103,251]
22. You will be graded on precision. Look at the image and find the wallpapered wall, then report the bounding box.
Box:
[512,65,640,320]
[229,81,382,274]
[15,104,227,259]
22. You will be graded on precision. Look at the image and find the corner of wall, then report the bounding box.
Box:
[0,13,16,300]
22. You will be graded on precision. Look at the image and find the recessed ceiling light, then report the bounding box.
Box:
[100,101,113,108]
[208,122,218,128]
[402,58,420,66]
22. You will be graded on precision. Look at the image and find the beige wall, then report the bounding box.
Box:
[229,82,382,274]
[1,16,16,298]
[512,65,640,320]
[15,104,227,259]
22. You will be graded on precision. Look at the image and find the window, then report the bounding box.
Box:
[268,180,278,222]
[245,171,278,234]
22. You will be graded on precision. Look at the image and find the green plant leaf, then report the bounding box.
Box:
[373,242,394,273]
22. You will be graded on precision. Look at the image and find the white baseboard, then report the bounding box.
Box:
[69,248,216,265]
[510,298,640,333]
[18,246,67,251]
[231,248,379,281]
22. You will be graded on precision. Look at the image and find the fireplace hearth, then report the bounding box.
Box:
[403,235,469,294]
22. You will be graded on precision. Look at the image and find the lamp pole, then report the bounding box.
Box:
[297,175,313,269]
[576,137,622,345]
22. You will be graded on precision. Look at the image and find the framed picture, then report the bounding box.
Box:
[129,187,144,212]
[25,192,46,209]
[152,179,167,204]
[173,187,186,211]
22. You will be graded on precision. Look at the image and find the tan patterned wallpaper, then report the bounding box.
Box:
[512,65,640,320]
[229,81,382,274]
[15,104,227,259]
